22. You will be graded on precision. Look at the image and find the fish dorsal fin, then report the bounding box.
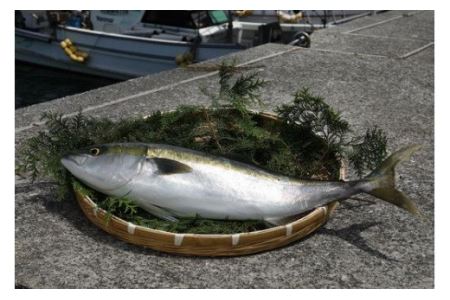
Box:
[152,157,192,175]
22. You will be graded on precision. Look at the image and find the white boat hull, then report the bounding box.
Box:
[15,26,243,80]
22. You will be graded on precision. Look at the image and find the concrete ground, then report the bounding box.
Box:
[15,10,434,288]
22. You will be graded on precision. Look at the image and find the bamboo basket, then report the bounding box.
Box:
[74,112,346,256]
[75,191,339,256]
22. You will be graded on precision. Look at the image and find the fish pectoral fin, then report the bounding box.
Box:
[152,157,192,175]
[140,203,179,222]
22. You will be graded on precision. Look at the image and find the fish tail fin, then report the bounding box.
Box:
[362,145,422,215]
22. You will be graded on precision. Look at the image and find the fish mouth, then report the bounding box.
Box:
[61,154,88,169]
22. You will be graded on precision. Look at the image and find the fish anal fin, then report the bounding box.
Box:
[152,157,192,175]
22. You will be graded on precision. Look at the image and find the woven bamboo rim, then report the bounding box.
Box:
[76,191,338,256]
[74,111,346,256]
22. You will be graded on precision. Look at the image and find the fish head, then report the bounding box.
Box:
[61,143,147,193]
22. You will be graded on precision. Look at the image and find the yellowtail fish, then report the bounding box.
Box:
[61,143,420,225]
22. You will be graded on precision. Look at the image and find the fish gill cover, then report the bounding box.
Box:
[16,60,388,233]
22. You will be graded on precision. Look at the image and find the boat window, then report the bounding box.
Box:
[191,11,211,28]
[141,11,230,29]
[141,11,196,28]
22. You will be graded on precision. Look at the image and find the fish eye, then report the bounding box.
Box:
[89,148,101,156]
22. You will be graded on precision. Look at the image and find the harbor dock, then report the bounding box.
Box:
[15,10,434,288]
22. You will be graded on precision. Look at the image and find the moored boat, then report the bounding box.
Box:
[15,10,246,79]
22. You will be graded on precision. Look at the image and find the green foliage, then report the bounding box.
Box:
[275,88,349,178]
[214,60,267,114]
[15,110,115,199]
[16,65,389,233]
[276,88,350,149]
[99,196,138,221]
[349,126,388,177]
[130,214,267,234]
[276,88,387,177]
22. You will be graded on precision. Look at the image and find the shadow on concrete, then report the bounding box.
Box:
[317,222,397,262]
[339,197,377,210]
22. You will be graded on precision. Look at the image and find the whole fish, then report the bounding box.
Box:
[61,143,420,225]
